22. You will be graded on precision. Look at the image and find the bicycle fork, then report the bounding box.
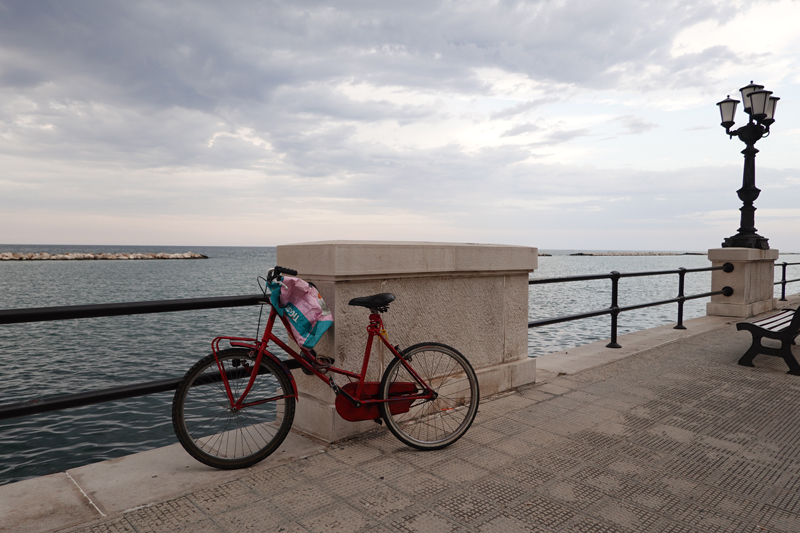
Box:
[211,337,295,411]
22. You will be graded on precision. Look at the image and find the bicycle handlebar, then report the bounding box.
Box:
[267,266,298,283]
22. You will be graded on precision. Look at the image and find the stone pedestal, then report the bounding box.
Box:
[276,240,538,442]
[706,247,778,318]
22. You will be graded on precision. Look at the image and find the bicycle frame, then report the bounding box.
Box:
[211,304,436,412]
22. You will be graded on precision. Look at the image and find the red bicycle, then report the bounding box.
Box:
[172,266,480,469]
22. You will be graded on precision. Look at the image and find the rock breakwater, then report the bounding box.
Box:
[0,252,208,261]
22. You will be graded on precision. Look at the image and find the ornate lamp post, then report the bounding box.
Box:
[716,81,780,249]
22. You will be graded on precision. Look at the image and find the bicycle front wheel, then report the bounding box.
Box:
[379,342,479,450]
[172,348,295,469]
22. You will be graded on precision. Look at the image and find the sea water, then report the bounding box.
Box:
[0,245,796,485]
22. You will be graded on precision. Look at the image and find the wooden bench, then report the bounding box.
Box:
[737,308,800,375]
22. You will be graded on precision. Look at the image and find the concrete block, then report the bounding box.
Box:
[706,299,776,318]
[278,240,538,279]
[275,240,537,442]
[510,356,537,388]
[292,392,376,442]
[708,248,779,262]
[707,247,778,318]
[292,356,537,442]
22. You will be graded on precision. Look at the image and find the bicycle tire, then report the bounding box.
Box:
[172,348,295,469]
[379,342,479,450]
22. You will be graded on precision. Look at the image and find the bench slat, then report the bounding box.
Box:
[752,309,793,323]
[752,310,794,331]
[754,319,792,332]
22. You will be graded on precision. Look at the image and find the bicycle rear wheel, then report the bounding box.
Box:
[379,342,479,450]
[172,348,295,469]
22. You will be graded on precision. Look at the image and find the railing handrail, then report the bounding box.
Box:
[3,258,793,420]
[0,377,182,420]
[528,263,735,349]
[527,290,730,328]
[0,294,265,325]
[528,264,724,285]
[0,294,268,421]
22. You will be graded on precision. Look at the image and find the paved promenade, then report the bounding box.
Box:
[7,306,800,532]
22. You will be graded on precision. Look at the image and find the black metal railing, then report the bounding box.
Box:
[528,263,735,348]
[0,294,265,421]
[775,262,800,301]
[2,259,781,419]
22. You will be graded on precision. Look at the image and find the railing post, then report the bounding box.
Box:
[675,267,687,330]
[607,271,622,348]
[780,262,788,301]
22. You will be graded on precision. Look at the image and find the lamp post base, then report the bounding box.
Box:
[722,233,769,249]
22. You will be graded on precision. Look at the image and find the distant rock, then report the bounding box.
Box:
[0,252,208,261]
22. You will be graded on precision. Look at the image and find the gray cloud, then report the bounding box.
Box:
[0,1,747,167]
[529,128,593,146]
[491,99,556,120]
[0,2,746,100]
[501,122,541,137]
[1,0,795,250]
[615,115,658,135]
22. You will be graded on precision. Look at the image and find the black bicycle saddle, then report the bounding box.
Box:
[348,293,396,312]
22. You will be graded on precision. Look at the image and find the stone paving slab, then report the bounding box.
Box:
[50,315,800,533]
[533,314,739,383]
[0,472,99,533]
[0,431,325,532]
[68,431,325,516]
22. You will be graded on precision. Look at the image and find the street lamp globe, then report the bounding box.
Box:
[749,90,773,120]
[763,96,780,127]
[716,96,739,131]
[739,81,764,112]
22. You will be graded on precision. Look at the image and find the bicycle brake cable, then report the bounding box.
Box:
[254,276,269,340]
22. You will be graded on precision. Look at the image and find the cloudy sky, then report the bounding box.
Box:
[1,0,799,251]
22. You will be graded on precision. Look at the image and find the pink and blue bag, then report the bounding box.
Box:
[268,276,333,349]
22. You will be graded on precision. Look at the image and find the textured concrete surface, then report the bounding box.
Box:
[21,301,800,533]
[277,240,538,279]
[533,314,739,383]
[0,472,98,533]
[66,432,325,516]
[0,432,325,532]
[277,240,537,442]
